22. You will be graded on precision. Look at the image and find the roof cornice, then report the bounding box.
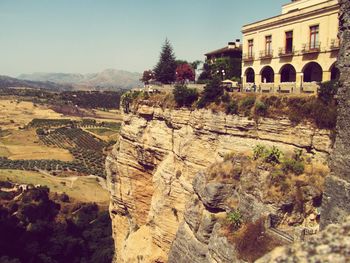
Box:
[242,3,339,34]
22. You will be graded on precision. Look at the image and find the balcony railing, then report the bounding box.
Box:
[301,42,321,54]
[259,50,273,59]
[330,39,340,50]
[278,47,295,57]
[243,53,255,62]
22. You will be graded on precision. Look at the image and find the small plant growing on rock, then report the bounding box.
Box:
[253,145,267,160]
[264,146,283,165]
[227,210,243,230]
[281,159,305,175]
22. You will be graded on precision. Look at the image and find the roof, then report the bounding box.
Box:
[205,46,242,57]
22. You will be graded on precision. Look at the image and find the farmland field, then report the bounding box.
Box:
[0,99,63,129]
[0,129,74,161]
[0,169,109,204]
[0,96,121,178]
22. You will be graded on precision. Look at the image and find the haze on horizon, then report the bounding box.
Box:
[0,0,285,77]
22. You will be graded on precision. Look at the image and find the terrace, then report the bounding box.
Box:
[278,47,295,57]
[243,53,255,62]
[259,50,274,60]
[301,42,321,54]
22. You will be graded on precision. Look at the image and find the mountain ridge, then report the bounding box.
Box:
[18,69,142,90]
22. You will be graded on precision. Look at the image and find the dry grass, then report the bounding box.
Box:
[265,161,328,207]
[207,159,243,182]
[84,127,120,142]
[0,169,109,204]
[224,218,283,262]
[0,129,74,161]
[0,100,63,129]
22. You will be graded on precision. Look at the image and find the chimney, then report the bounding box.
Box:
[228,39,240,49]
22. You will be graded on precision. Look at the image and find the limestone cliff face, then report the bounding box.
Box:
[106,104,332,262]
[320,0,350,228]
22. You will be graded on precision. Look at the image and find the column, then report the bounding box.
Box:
[322,71,331,82]
[274,73,281,93]
[295,72,303,94]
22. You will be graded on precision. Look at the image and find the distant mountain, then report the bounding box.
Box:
[0,75,73,91]
[18,69,142,90]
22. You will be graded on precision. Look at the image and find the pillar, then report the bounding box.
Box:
[322,71,331,82]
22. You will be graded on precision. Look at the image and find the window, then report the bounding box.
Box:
[265,36,272,55]
[248,40,254,58]
[310,25,319,49]
[285,31,293,53]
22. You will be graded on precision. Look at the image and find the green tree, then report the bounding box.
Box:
[140,70,155,85]
[154,39,177,84]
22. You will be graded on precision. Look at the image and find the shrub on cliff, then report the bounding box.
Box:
[173,84,199,107]
[281,159,305,175]
[226,100,238,114]
[239,96,256,116]
[255,100,268,116]
[197,76,223,108]
[227,210,243,231]
[318,80,338,104]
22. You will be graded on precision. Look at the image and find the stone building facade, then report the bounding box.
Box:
[241,0,340,93]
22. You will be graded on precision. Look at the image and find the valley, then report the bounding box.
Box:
[0,89,122,202]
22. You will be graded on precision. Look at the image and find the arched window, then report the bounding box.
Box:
[260,66,274,83]
[330,64,340,81]
[280,64,296,82]
[245,68,255,83]
[303,62,323,82]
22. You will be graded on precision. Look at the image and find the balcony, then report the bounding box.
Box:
[243,53,255,62]
[259,50,273,60]
[330,39,340,50]
[278,47,295,57]
[301,42,321,54]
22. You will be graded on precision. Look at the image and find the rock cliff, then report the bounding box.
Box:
[256,216,350,263]
[106,104,332,262]
[320,0,350,228]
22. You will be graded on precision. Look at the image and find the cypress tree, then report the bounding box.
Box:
[154,39,177,84]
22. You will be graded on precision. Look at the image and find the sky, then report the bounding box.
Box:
[0,0,286,77]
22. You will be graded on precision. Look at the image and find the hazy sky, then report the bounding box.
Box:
[0,0,286,77]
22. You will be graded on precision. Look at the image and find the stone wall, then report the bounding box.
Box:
[320,0,350,228]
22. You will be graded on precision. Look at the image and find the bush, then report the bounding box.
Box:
[255,100,268,116]
[239,96,256,116]
[227,210,243,231]
[197,77,223,108]
[226,100,238,114]
[318,81,338,104]
[253,145,267,160]
[173,84,199,107]
[311,100,337,129]
[264,146,283,164]
[281,159,305,175]
[221,93,230,103]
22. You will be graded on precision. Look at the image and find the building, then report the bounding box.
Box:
[205,40,242,63]
[241,0,340,93]
[204,40,242,80]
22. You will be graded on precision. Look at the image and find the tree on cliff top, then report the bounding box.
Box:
[154,39,177,84]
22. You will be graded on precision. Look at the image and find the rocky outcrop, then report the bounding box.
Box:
[256,216,350,262]
[168,154,326,263]
[106,105,332,262]
[320,0,350,228]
